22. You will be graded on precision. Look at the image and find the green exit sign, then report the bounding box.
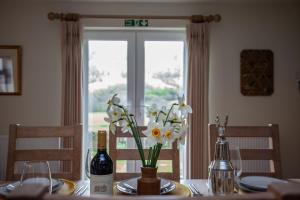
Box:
[124,19,149,27]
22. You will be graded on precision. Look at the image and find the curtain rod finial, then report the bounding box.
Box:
[48,12,80,21]
[214,14,221,22]
[48,12,56,20]
[191,14,221,23]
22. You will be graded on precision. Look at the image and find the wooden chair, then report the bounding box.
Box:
[208,124,281,178]
[6,124,82,181]
[109,126,180,181]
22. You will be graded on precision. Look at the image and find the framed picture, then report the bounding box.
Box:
[241,49,273,96]
[0,45,22,95]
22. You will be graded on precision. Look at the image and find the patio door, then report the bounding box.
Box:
[83,29,186,178]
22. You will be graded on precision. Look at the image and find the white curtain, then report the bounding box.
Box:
[186,22,209,178]
[61,19,82,172]
[61,20,82,126]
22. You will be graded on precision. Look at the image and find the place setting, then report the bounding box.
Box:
[0,161,77,198]
[237,176,288,193]
[116,177,176,195]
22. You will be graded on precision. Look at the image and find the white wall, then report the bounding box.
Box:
[0,0,299,178]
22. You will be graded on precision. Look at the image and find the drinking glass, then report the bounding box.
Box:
[20,161,52,194]
[85,148,97,179]
[230,146,242,180]
[206,161,213,190]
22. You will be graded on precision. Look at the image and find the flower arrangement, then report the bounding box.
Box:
[105,94,192,168]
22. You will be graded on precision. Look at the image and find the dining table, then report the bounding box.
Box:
[0,179,221,197]
[1,178,300,198]
[74,179,243,197]
[75,179,211,197]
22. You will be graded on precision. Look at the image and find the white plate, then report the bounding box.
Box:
[240,176,287,191]
[117,177,176,195]
[238,182,257,193]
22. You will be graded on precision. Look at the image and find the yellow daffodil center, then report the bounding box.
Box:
[151,128,161,138]
[151,111,157,116]
[180,103,185,107]
[165,131,172,139]
[113,112,118,116]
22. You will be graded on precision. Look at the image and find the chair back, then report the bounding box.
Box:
[208,124,281,178]
[109,126,180,181]
[6,124,82,181]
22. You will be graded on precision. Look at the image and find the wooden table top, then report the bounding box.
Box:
[75,179,235,197]
[1,179,299,198]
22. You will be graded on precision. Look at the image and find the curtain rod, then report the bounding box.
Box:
[47,12,221,23]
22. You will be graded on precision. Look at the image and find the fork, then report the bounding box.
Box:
[74,185,88,196]
[188,183,202,196]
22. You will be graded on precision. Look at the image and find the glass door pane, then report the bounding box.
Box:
[136,31,186,178]
[144,40,185,175]
[144,41,185,124]
[88,40,128,134]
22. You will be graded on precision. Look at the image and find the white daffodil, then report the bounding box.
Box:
[107,106,123,122]
[178,95,192,118]
[143,122,163,146]
[107,94,120,106]
[168,111,181,123]
[119,119,133,134]
[176,124,188,145]
[162,122,176,144]
[146,104,159,122]
[118,118,127,127]
[104,117,117,135]
[157,106,167,123]
[106,94,121,114]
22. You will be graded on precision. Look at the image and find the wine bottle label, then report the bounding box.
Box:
[90,174,113,195]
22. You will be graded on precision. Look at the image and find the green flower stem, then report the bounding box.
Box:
[147,147,153,166]
[132,131,146,166]
[153,143,163,167]
[164,103,178,125]
[116,104,146,166]
[155,111,166,122]
[129,116,146,166]
[150,145,157,167]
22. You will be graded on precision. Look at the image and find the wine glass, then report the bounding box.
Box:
[230,146,243,183]
[20,161,52,194]
[85,148,96,179]
[206,161,213,190]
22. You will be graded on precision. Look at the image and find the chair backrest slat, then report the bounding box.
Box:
[14,149,74,161]
[16,126,76,138]
[223,126,273,137]
[240,149,274,160]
